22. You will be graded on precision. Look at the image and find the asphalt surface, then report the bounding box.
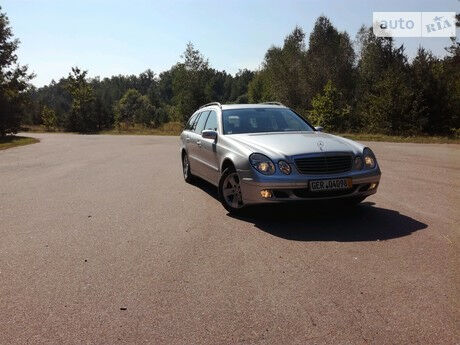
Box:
[1,133,458,344]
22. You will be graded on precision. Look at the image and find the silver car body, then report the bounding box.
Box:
[180,103,381,205]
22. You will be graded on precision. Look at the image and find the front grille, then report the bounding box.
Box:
[294,155,352,175]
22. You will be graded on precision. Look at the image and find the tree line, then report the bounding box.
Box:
[1,6,459,137]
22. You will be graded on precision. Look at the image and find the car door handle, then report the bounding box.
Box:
[196,140,202,147]
[186,137,190,142]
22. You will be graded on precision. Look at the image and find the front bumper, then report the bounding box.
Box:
[238,167,381,205]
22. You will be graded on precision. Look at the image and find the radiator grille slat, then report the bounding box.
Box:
[295,155,352,175]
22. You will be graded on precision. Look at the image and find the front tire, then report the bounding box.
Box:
[182,152,194,183]
[218,167,245,213]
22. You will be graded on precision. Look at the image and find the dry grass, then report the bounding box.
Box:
[20,123,460,143]
[0,136,39,150]
[22,122,184,136]
[101,122,183,136]
[21,125,61,133]
[337,133,460,144]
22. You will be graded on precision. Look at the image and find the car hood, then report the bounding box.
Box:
[229,132,363,160]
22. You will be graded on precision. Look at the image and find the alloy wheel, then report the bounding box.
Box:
[222,172,243,209]
[183,154,189,179]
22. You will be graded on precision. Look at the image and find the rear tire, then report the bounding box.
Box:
[218,167,245,214]
[182,152,194,183]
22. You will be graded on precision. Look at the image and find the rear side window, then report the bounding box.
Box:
[194,111,210,134]
[185,113,199,131]
[191,113,201,131]
[204,110,218,131]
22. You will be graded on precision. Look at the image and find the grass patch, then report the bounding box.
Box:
[0,136,39,150]
[337,133,460,144]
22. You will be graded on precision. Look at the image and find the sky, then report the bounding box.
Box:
[3,0,459,86]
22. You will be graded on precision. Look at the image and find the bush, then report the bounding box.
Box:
[41,106,58,131]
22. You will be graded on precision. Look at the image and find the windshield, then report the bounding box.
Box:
[222,108,314,134]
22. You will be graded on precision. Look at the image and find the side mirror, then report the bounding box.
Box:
[314,126,324,132]
[202,130,217,140]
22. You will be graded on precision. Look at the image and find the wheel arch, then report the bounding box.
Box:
[221,158,236,173]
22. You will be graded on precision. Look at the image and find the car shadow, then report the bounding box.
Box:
[192,178,428,242]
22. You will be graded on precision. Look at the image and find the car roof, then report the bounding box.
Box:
[199,103,287,111]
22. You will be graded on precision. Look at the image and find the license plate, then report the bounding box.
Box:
[309,178,352,192]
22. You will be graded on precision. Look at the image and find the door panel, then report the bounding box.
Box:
[189,111,210,178]
[183,113,199,168]
[199,110,219,184]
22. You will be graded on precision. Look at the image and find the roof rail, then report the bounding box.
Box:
[260,101,284,106]
[200,102,222,109]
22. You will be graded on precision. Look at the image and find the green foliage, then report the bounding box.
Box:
[229,69,254,102]
[258,26,309,111]
[10,11,458,137]
[114,88,166,128]
[248,71,274,103]
[307,16,355,101]
[310,80,351,131]
[65,67,97,132]
[28,79,71,127]
[0,6,34,136]
[41,106,57,131]
[171,43,212,122]
[26,39,254,132]
[355,28,432,135]
[115,89,144,127]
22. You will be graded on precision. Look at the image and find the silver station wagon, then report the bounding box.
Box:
[180,102,381,213]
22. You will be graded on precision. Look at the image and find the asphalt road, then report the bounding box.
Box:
[1,133,458,344]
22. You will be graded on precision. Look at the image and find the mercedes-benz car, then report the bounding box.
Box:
[180,102,381,213]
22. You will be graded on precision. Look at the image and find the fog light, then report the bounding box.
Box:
[369,183,377,190]
[260,189,273,198]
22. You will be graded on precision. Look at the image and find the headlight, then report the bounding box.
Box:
[353,156,363,170]
[278,160,291,175]
[363,148,376,169]
[249,153,275,175]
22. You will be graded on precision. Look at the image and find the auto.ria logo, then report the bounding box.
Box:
[425,15,453,34]
[373,12,456,37]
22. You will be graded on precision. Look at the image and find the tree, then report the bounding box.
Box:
[172,42,212,122]
[41,106,58,131]
[441,15,460,135]
[309,80,351,131]
[248,71,275,103]
[25,15,458,137]
[258,26,310,111]
[114,89,163,128]
[409,48,450,135]
[307,16,356,103]
[65,67,97,132]
[355,27,414,134]
[229,69,254,102]
[0,6,34,136]
[28,79,71,127]
[114,89,143,127]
